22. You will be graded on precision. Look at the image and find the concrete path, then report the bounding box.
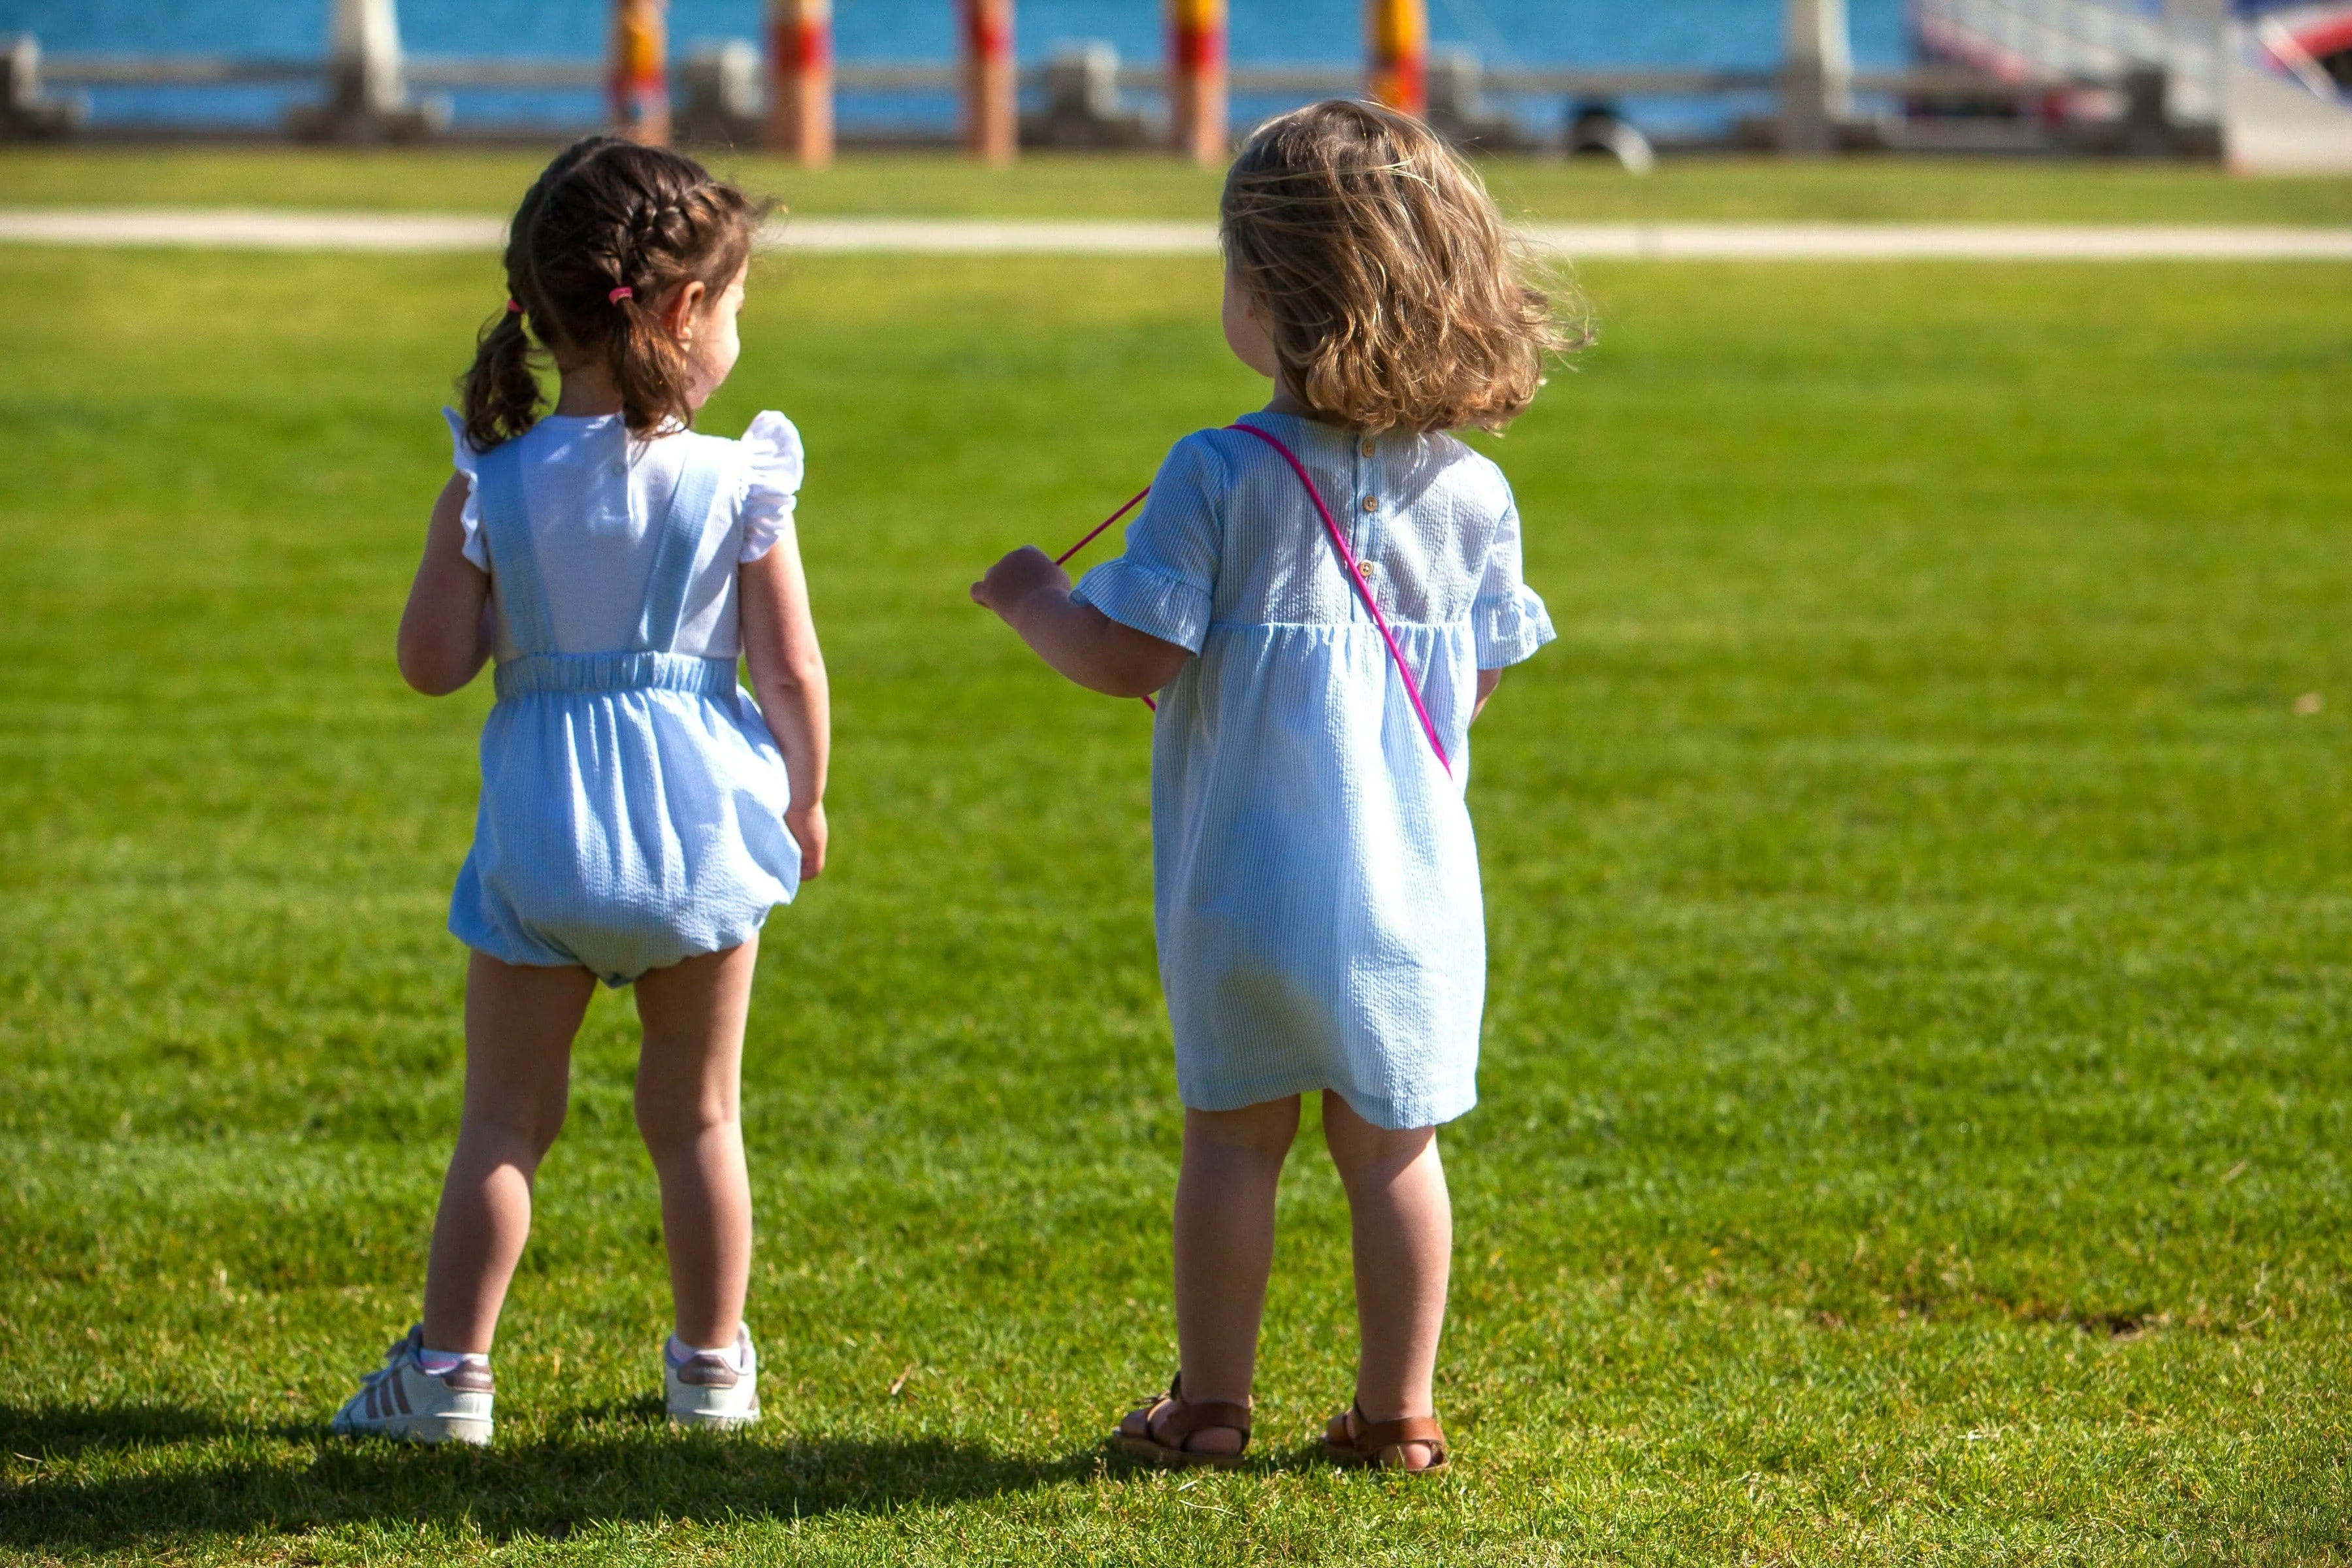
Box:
[3,207,2351,261]
[1534,221,2352,259]
[0,208,509,252]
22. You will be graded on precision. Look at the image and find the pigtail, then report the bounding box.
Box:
[461,304,545,452]
[607,286,699,438]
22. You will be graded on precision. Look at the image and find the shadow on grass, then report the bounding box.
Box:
[0,1399,1105,1550]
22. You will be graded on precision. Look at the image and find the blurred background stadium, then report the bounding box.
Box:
[3,3,2350,1565]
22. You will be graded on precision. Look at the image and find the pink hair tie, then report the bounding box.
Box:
[608,286,634,304]
[503,297,522,314]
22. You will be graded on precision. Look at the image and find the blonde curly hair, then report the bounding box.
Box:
[1221,99,1579,434]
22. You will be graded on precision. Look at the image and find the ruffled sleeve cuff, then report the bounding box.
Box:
[1473,585,1556,668]
[1071,558,1213,654]
[442,408,489,570]
[738,410,804,563]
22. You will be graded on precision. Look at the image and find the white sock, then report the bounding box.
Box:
[418,1347,489,1376]
[667,1332,746,1372]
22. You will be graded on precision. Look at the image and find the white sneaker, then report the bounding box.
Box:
[664,1325,760,1428]
[330,1325,494,1446]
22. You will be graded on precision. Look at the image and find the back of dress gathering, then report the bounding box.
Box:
[1070,410,1556,1130]
[443,409,806,985]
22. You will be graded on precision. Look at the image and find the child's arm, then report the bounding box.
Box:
[740,531,830,879]
[397,473,495,696]
[972,547,1192,698]
[1474,667,1502,720]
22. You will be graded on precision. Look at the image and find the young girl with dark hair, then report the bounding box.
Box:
[333,137,827,1445]
[973,100,1571,1473]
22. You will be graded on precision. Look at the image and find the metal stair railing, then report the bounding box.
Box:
[1914,0,2225,120]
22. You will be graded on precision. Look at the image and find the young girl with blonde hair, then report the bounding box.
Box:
[974,99,1569,1473]
[333,136,828,1444]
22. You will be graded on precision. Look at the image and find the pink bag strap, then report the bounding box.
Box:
[1053,485,1150,568]
[1056,484,1160,711]
[1225,422,1452,775]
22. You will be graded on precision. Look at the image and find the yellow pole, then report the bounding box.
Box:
[1168,0,1228,165]
[611,0,671,146]
[765,0,834,165]
[1366,0,1427,117]
[960,0,1017,165]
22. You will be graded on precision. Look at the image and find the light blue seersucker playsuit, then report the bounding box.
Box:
[1070,410,1554,1130]
[444,408,804,985]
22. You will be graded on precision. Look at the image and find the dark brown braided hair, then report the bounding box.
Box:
[461,137,766,451]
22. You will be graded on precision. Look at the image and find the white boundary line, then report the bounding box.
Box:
[0,208,508,251]
[2,208,2350,260]
[789,217,1218,254]
[1528,221,2352,259]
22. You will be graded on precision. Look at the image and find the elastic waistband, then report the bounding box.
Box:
[493,651,739,702]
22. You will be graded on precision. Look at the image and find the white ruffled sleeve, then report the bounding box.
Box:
[1473,493,1556,669]
[442,407,489,570]
[738,410,805,563]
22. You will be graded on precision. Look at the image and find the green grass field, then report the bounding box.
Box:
[5,144,2352,224]
[2,181,2351,1562]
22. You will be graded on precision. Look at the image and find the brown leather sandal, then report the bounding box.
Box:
[1113,1374,1252,1469]
[1324,1403,1450,1475]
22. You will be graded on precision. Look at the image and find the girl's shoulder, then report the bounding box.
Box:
[442,406,493,568]
[1140,417,1512,546]
[437,408,806,558]
[643,414,806,564]
[1420,432,1514,508]
[718,412,806,559]
[651,408,795,463]
[1160,422,1251,480]
[737,410,802,491]
[1181,415,1512,513]
[1130,424,1254,523]
[1158,414,1341,497]
[672,410,803,503]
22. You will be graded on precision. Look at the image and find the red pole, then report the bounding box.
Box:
[1168,0,1228,165]
[765,0,834,165]
[960,0,1017,165]
[611,0,672,146]
[1366,0,1427,118]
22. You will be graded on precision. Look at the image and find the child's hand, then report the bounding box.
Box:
[970,541,1191,699]
[787,800,826,880]
[970,546,1070,621]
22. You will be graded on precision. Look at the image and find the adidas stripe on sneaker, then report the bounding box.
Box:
[330,1325,493,1446]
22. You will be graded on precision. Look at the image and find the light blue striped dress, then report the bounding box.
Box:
[446,412,802,986]
[1071,411,1554,1130]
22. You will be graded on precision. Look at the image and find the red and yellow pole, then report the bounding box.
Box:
[1168,0,1228,165]
[765,0,833,165]
[1366,0,1428,118]
[959,0,1017,165]
[610,0,671,146]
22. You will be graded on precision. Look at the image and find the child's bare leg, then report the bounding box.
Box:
[632,939,759,1349]
[1122,1096,1299,1454]
[1322,1090,1450,1470]
[421,953,596,1353]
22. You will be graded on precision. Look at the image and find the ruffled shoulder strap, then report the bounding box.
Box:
[740,410,804,500]
[442,408,489,570]
[736,411,804,564]
[634,436,734,651]
[473,434,559,655]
